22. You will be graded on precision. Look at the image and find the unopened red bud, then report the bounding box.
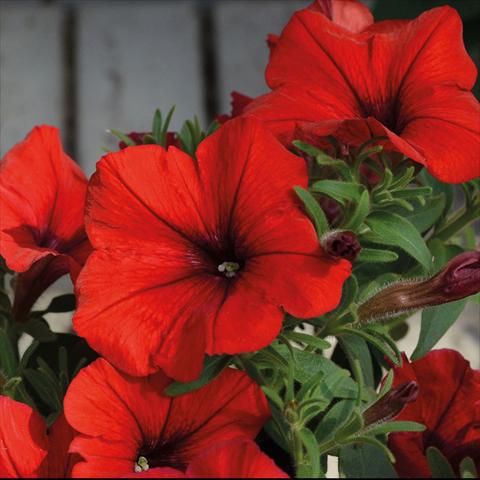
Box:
[321,230,361,262]
[363,381,419,426]
[358,250,480,323]
[440,251,480,298]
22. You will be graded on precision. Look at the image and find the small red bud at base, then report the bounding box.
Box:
[322,230,361,262]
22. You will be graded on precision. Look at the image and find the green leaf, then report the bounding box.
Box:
[292,141,323,158]
[109,129,135,147]
[426,447,456,478]
[299,427,322,478]
[152,109,162,144]
[338,334,374,389]
[358,248,399,263]
[366,420,425,436]
[325,275,358,320]
[390,186,433,199]
[335,411,364,440]
[160,106,176,147]
[22,368,62,411]
[460,457,477,478]
[311,180,364,206]
[315,399,356,443]
[412,300,466,360]
[276,347,359,399]
[343,190,370,231]
[0,327,18,377]
[365,211,432,270]
[294,186,329,236]
[339,443,398,478]
[45,294,76,313]
[283,331,331,350]
[22,317,57,342]
[377,369,394,398]
[164,355,231,396]
[261,386,284,410]
[404,194,446,233]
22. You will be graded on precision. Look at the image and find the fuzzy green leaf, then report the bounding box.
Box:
[366,420,426,436]
[412,300,467,360]
[358,248,399,263]
[343,190,370,231]
[294,186,329,236]
[365,211,432,270]
[426,447,456,478]
[311,181,364,206]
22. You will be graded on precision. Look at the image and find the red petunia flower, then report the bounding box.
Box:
[126,438,288,478]
[0,396,77,477]
[243,6,480,183]
[269,0,372,60]
[0,126,91,321]
[216,92,253,124]
[63,359,271,478]
[73,118,350,381]
[388,350,480,477]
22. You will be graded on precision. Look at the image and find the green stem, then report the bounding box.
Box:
[435,203,479,241]
[292,425,304,474]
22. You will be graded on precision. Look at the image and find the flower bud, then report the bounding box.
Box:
[363,381,419,426]
[358,250,480,323]
[321,230,361,262]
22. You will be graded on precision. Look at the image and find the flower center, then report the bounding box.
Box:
[217,261,240,278]
[134,456,150,473]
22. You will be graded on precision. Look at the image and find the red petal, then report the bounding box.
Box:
[389,350,480,476]
[47,413,78,478]
[243,85,359,146]
[0,396,47,477]
[206,276,283,355]
[163,369,270,462]
[74,250,220,380]
[186,438,288,478]
[65,361,269,477]
[249,252,350,318]
[308,0,373,33]
[399,86,480,183]
[0,125,88,272]
[85,145,207,252]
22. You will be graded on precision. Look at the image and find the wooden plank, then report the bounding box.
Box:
[0,2,64,156]
[214,0,304,114]
[76,1,204,174]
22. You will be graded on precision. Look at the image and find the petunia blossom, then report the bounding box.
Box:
[126,438,288,478]
[0,126,91,321]
[64,359,271,478]
[219,1,371,124]
[73,118,351,381]
[388,350,480,477]
[243,5,480,183]
[0,396,77,477]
